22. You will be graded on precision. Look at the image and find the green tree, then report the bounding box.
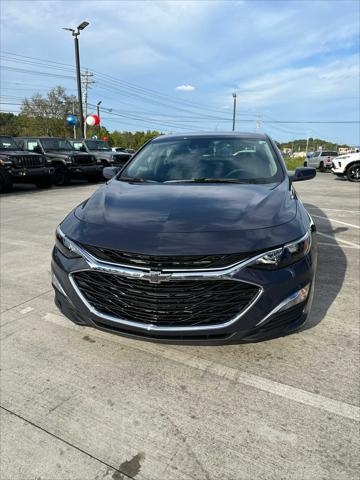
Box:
[20,86,78,119]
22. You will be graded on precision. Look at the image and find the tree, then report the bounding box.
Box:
[20,86,78,119]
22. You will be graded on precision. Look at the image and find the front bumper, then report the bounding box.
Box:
[51,234,317,344]
[68,165,102,177]
[8,166,54,179]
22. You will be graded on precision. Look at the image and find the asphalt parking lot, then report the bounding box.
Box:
[1,174,359,480]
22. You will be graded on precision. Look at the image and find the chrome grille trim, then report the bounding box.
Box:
[64,237,264,332]
[69,272,263,332]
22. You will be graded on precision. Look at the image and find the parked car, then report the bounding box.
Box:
[17,137,102,186]
[304,150,338,170]
[70,139,132,168]
[112,147,136,155]
[331,152,360,182]
[52,132,317,344]
[0,135,53,193]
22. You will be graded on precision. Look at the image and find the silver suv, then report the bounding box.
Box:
[304,150,338,170]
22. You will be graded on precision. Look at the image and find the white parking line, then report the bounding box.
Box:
[317,232,360,248]
[318,242,360,250]
[43,313,360,422]
[19,307,34,315]
[306,207,360,214]
[311,214,360,229]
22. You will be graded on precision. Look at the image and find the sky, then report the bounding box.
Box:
[1,0,359,144]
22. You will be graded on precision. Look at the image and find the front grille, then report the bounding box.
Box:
[113,154,131,166]
[72,270,260,327]
[73,155,95,165]
[79,244,250,270]
[16,155,43,168]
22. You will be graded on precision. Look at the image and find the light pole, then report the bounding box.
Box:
[97,101,102,130]
[232,92,237,131]
[63,21,89,138]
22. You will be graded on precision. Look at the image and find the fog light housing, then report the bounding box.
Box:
[257,284,310,326]
[52,272,67,297]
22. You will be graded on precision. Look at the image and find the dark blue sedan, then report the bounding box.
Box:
[51,133,317,343]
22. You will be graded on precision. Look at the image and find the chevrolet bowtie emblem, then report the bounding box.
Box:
[143,270,171,284]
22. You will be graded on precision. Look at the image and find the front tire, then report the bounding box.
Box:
[0,170,13,193]
[53,166,71,186]
[346,162,360,182]
[87,176,100,184]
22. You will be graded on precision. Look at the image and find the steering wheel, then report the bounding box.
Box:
[224,168,249,178]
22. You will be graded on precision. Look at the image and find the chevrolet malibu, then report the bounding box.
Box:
[52,133,317,344]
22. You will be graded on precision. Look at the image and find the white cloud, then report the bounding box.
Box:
[175,85,195,91]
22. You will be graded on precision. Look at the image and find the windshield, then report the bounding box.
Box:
[40,138,73,152]
[84,140,111,151]
[120,136,284,184]
[0,136,20,151]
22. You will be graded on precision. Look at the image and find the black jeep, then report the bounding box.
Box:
[0,135,54,193]
[17,137,102,186]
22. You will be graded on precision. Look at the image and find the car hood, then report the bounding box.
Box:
[59,179,306,255]
[75,179,295,232]
[45,151,90,158]
[0,151,41,157]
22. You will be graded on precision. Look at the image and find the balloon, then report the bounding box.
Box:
[86,114,100,126]
[103,136,109,142]
[66,114,77,126]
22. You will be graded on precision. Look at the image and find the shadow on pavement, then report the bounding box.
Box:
[302,204,347,331]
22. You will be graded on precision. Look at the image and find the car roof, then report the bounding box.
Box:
[152,132,270,142]
[18,136,69,139]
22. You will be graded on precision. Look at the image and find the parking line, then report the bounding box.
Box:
[306,207,360,214]
[43,313,360,422]
[311,214,360,229]
[317,232,360,248]
[317,242,360,250]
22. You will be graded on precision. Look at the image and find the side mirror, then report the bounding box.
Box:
[103,166,119,180]
[33,146,42,154]
[80,146,87,152]
[289,167,316,182]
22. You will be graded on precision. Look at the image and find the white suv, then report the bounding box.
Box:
[304,150,338,170]
[332,152,360,182]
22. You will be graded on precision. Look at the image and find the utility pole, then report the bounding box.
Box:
[305,134,310,158]
[97,100,102,131]
[256,115,262,131]
[72,100,76,139]
[232,92,237,131]
[62,21,90,138]
[81,70,95,139]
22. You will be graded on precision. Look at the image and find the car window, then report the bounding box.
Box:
[40,138,73,152]
[72,142,84,151]
[84,140,111,151]
[0,136,20,150]
[121,137,284,184]
[27,140,39,151]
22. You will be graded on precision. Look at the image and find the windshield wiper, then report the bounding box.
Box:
[164,178,257,184]
[118,176,157,183]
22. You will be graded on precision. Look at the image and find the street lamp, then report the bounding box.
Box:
[232,92,237,131]
[97,101,102,129]
[63,21,90,138]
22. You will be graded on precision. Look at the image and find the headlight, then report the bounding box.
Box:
[0,155,13,165]
[55,226,81,258]
[251,230,312,270]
